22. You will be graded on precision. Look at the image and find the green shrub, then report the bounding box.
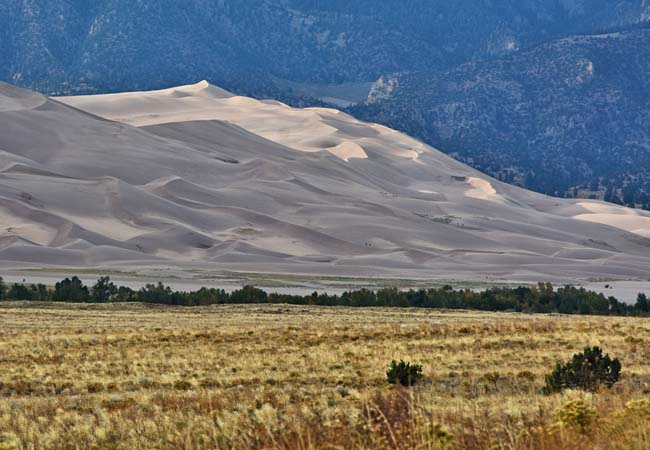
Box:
[7,284,32,300]
[386,360,423,386]
[86,382,104,394]
[544,346,621,393]
[0,432,19,450]
[173,380,194,391]
[554,399,598,433]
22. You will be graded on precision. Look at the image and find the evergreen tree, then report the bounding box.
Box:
[635,293,649,314]
[8,283,33,300]
[139,282,173,304]
[91,276,117,302]
[35,283,50,301]
[53,277,90,302]
[604,185,614,202]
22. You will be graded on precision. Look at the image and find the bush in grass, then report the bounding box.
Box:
[173,380,194,391]
[544,346,621,393]
[0,432,20,450]
[386,360,423,386]
[554,399,598,434]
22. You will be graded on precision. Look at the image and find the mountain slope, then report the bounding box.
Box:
[4,1,650,212]
[3,0,649,95]
[352,27,650,207]
[0,81,649,283]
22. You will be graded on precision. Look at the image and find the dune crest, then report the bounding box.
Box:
[0,83,47,111]
[574,202,650,237]
[465,177,503,202]
[60,81,426,163]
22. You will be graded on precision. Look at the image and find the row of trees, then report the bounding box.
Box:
[1,276,649,317]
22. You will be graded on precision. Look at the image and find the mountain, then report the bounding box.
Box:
[2,1,650,209]
[352,26,650,208]
[1,81,649,283]
[2,0,649,95]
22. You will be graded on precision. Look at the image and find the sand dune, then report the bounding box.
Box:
[0,80,648,283]
[573,202,650,238]
[465,177,503,203]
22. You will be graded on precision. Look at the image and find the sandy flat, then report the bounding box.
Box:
[0,80,647,284]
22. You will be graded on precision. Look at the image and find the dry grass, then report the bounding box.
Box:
[1,302,650,449]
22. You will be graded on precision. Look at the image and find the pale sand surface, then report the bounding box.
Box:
[0,80,648,285]
[465,177,503,202]
[573,202,650,237]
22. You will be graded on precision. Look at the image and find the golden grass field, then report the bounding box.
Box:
[1,302,650,449]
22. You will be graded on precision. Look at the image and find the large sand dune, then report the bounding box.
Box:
[0,80,649,283]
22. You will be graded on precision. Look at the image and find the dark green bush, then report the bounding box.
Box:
[7,283,33,300]
[386,360,423,386]
[544,346,621,393]
[53,276,90,302]
[91,276,117,302]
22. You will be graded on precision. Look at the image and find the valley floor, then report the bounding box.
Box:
[1,303,650,449]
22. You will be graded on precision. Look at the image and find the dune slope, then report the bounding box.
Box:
[0,81,648,282]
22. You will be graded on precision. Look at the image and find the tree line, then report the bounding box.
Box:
[1,276,649,317]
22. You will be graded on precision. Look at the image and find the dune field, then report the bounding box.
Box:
[0,81,648,284]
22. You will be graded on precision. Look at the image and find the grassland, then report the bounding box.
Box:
[1,302,649,449]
